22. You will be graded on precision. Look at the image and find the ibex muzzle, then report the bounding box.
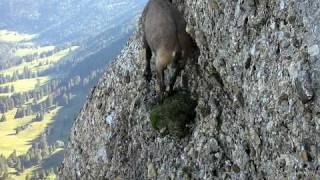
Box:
[142,0,195,100]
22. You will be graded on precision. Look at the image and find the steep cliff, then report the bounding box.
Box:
[60,0,320,179]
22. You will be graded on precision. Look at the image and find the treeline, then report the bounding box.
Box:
[0,154,8,179]
[0,45,68,72]
[0,115,6,122]
[0,135,64,179]
[0,66,38,85]
[0,67,38,85]
[14,95,55,119]
[0,46,72,85]
[18,46,66,64]
[0,85,14,93]
[0,79,59,114]
[0,70,100,118]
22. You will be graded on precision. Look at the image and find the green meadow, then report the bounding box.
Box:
[15,46,55,57]
[0,76,50,94]
[0,107,60,157]
[0,30,37,43]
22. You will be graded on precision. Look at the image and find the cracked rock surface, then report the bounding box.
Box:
[60,0,320,179]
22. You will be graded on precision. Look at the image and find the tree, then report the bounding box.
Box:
[25,153,31,162]
[7,150,17,167]
[14,108,25,119]
[35,150,42,163]
[0,155,8,179]
[39,135,49,157]
[62,93,69,105]
[74,76,81,85]
[10,85,14,93]
[15,158,22,172]
[34,112,44,122]
[46,96,54,108]
[0,115,6,122]
[39,169,46,179]
[32,171,39,180]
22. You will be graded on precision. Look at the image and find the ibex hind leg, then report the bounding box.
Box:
[143,40,152,83]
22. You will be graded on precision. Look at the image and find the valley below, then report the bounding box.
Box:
[0,0,146,179]
[0,30,76,179]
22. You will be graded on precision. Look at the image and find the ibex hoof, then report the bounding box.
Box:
[156,94,164,104]
[168,89,175,96]
[143,71,152,82]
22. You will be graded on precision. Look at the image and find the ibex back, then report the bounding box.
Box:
[142,0,195,99]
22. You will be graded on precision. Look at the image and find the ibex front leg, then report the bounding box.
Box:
[156,67,165,101]
[169,51,182,94]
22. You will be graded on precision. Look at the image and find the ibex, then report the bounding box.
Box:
[142,0,195,99]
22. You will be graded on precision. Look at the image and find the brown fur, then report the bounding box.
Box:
[142,0,195,99]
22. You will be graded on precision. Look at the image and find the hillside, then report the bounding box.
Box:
[60,0,320,179]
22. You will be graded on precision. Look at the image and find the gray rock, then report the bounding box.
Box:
[147,163,157,179]
[295,71,314,103]
[308,44,319,57]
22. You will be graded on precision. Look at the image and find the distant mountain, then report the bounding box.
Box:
[0,0,147,44]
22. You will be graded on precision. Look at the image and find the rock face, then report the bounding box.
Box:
[60,0,320,179]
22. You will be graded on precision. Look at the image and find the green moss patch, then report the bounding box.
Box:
[150,91,197,138]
